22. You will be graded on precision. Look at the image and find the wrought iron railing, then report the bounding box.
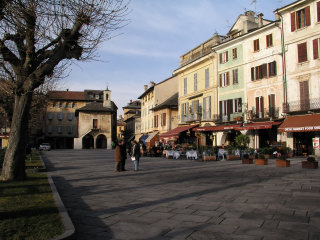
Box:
[283,98,320,113]
[246,107,280,120]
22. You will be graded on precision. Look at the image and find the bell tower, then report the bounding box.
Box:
[103,88,112,108]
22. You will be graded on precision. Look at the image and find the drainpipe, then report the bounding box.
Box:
[276,11,288,113]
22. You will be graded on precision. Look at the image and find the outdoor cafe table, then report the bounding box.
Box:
[186,150,198,159]
[166,150,181,159]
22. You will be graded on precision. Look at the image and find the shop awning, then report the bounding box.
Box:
[237,121,282,130]
[279,114,320,132]
[146,131,159,143]
[193,124,241,132]
[160,124,198,139]
[140,134,149,144]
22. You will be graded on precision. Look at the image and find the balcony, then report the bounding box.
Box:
[213,112,244,123]
[181,114,202,123]
[246,107,280,120]
[283,98,320,113]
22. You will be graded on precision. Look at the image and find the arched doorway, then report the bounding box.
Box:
[82,134,94,149]
[96,134,107,149]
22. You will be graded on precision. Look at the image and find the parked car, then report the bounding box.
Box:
[39,143,51,151]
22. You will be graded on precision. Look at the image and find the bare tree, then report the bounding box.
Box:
[0,0,129,181]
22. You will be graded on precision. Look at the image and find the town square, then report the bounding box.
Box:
[1,0,320,239]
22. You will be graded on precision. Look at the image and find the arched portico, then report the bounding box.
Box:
[96,134,107,149]
[82,134,94,149]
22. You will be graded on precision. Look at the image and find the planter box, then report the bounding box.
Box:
[302,161,318,169]
[242,158,253,164]
[203,155,217,161]
[276,159,290,167]
[255,159,268,165]
[226,155,240,161]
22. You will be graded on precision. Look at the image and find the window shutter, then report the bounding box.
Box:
[260,97,264,114]
[208,96,211,119]
[227,99,233,115]
[313,38,319,59]
[305,6,311,26]
[219,101,222,116]
[226,72,230,86]
[255,97,259,114]
[291,12,296,31]
[318,2,320,22]
[154,116,157,127]
[238,98,242,112]
[226,51,228,62]
[219,53,222,64]
[219,74,222,87]
[163,113,166,126]
[298,42,307,63]
[251,67,255,81]
[262,64,267,78]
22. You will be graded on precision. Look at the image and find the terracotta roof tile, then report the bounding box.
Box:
[49,91,85,101]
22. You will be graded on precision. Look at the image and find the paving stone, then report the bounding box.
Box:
[170,213,211,223]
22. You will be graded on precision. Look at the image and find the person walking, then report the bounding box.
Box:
[131,140,141,171]
[120,140,127,171]
[114,141,121,172]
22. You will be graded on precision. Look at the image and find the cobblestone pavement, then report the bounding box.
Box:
[42,150,320,240]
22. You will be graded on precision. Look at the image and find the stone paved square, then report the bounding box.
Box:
[42,150,320,240]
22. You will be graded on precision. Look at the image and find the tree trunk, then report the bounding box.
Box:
[1,92,32,181]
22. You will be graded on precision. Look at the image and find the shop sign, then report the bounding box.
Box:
[313,138,320,149]
[285,126,320,132]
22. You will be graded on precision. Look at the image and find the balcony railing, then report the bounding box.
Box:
[181,114,201,123]
[213,112,244,123]
[283,98,320,113]
[247,107,280,120]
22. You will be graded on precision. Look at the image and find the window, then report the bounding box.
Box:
[65,102,69,108]
[251,61,277,80]
[47,125,52,134]
[203,96,211,120]
[268,61,277,77]
[291,6,311,31]
[52,101,57,107]
[184,78,187,95]
[57,126,63,134]
[219,51,228,63]
[205,68,209,88]
[47,112,54,120]
[255,96,264,118]
[181,103,188,117]
[66,126,73,134]
[297,42,308,63]
[59,102,63,108]
[191,100,199,115]
[266,34,273,48]
[254,39,260,52]
[161,113,166,126]
[72,102,77,108]
[232,48,237,59]
[154,115,158,128]
[268,94,276,117]
[219,72,230,87]
[194,73,197,92]
[57,112,64,121]
[232,69,238,84]
[233,98,242,113]
[300,80,310,111]
[313,38,320,59]
[93,119,98,129]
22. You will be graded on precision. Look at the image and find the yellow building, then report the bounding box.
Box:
[173,34,221,146]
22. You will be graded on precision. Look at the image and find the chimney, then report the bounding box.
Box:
[66,89,69,91]
[257,13,264,27]
[130,99,132,103]
[144,85,148,91]
[150,81,155,87]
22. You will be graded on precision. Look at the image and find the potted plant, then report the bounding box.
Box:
[255,154,268,165]
[242,153,253,164]
[302,156,318,169]
[226,144,240,160]
[276,154,290,167]
[202,146,217,161]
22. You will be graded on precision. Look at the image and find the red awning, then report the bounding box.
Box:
[236,121,282,130]
[193,124,241,132]
[160,124,198,139]
[279,114,320,132]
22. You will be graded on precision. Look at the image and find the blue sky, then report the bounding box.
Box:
[62,0,293,117]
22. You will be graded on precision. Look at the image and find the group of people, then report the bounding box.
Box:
[114,140,141,172]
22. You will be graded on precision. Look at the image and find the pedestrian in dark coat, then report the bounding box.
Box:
[119,140,127,171]
[114,141,121,172]
[131,140,141,171]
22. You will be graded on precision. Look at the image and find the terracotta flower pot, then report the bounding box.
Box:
[226,155,240,161]
[255,159,268,165]
[242,158,253,164]
[302,161,318,169]
[276,159,290,167]
[203,155,217,161]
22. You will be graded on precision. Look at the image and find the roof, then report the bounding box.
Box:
[76,101,117,115]
[138,86,154,99]
[160,124,198,139]
[123,100,141,109]
[152,93,178,111]
[48,91,85,101]
[274,0,304,13]
[279,114,320,132]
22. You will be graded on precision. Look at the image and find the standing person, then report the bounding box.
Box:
[120,140,127,171]
[114,141,121,172]
[131,140,141,171]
